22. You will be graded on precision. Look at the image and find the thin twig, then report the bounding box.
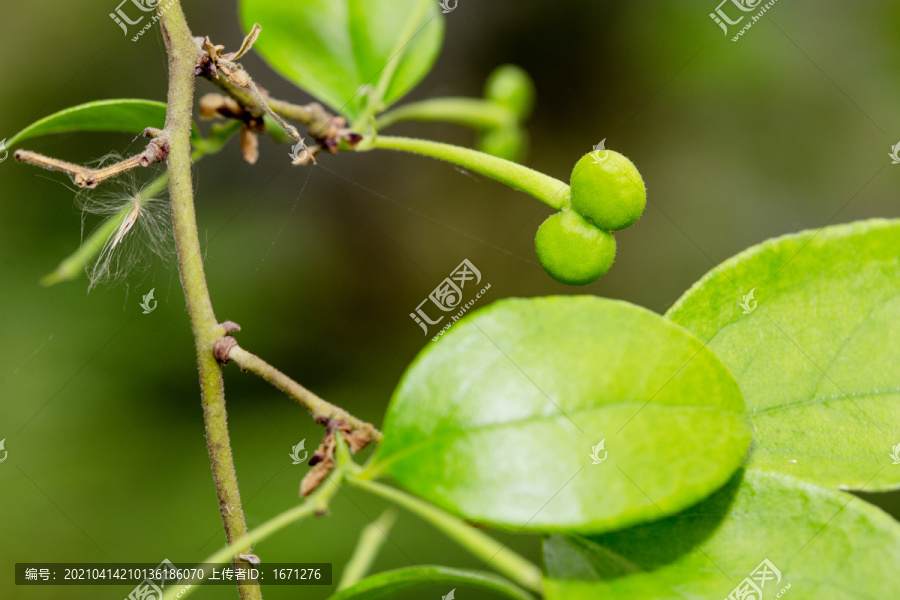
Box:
[14,138,169,189]
[245,81,302,141]
[194,27,361,157]
[215,337,383,444]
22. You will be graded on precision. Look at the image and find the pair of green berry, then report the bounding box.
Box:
[535,151,646,285]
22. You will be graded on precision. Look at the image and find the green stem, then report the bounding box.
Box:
[158,3,260,600]
[345,475,544,595]
[376,98,515,131]
[372,135,570,210]
[160,470,345,600]
[338,509,398,590]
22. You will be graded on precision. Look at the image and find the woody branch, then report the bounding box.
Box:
[14,135,169,189]
[194,25,361,162]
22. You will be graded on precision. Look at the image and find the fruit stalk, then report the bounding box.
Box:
[372,135,570,209]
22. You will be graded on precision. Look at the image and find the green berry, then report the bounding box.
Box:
[478,126,528,161]
[485,65,535,120]
[570,151,646,231]
[535,210,616,286]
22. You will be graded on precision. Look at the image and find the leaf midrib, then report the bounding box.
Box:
[753,387,900,417]
[375,402,744,472]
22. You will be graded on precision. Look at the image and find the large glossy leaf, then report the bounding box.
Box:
[328,566,533,600]
[7,99,168,148]
[543,469,900,599]
[371,296,752,533]
[239,0,444,120]
[666,219,900,491]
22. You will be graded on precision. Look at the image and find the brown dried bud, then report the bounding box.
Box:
[241,127,259,165]
[213,336,239,364]
[301,433,337,496]
[344,132,364,147]
[200,94,227,119]
[300,455,334,497]
[227,68,252,89]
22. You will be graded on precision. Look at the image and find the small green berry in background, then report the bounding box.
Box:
[484,64,536,120]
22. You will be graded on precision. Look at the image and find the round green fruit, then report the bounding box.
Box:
[478,126,528,161]
[484,65,536,120]
[570,151,646,231]
[535,210,616,286]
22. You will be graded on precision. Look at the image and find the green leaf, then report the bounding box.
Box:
[371,296,752,533]
[329,566,534,600]
[666,219,900,491]
[543,469,900,599]
[239,0,444,120]
[7,99,168,148]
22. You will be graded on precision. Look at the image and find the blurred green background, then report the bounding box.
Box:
[2,0,900,598]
